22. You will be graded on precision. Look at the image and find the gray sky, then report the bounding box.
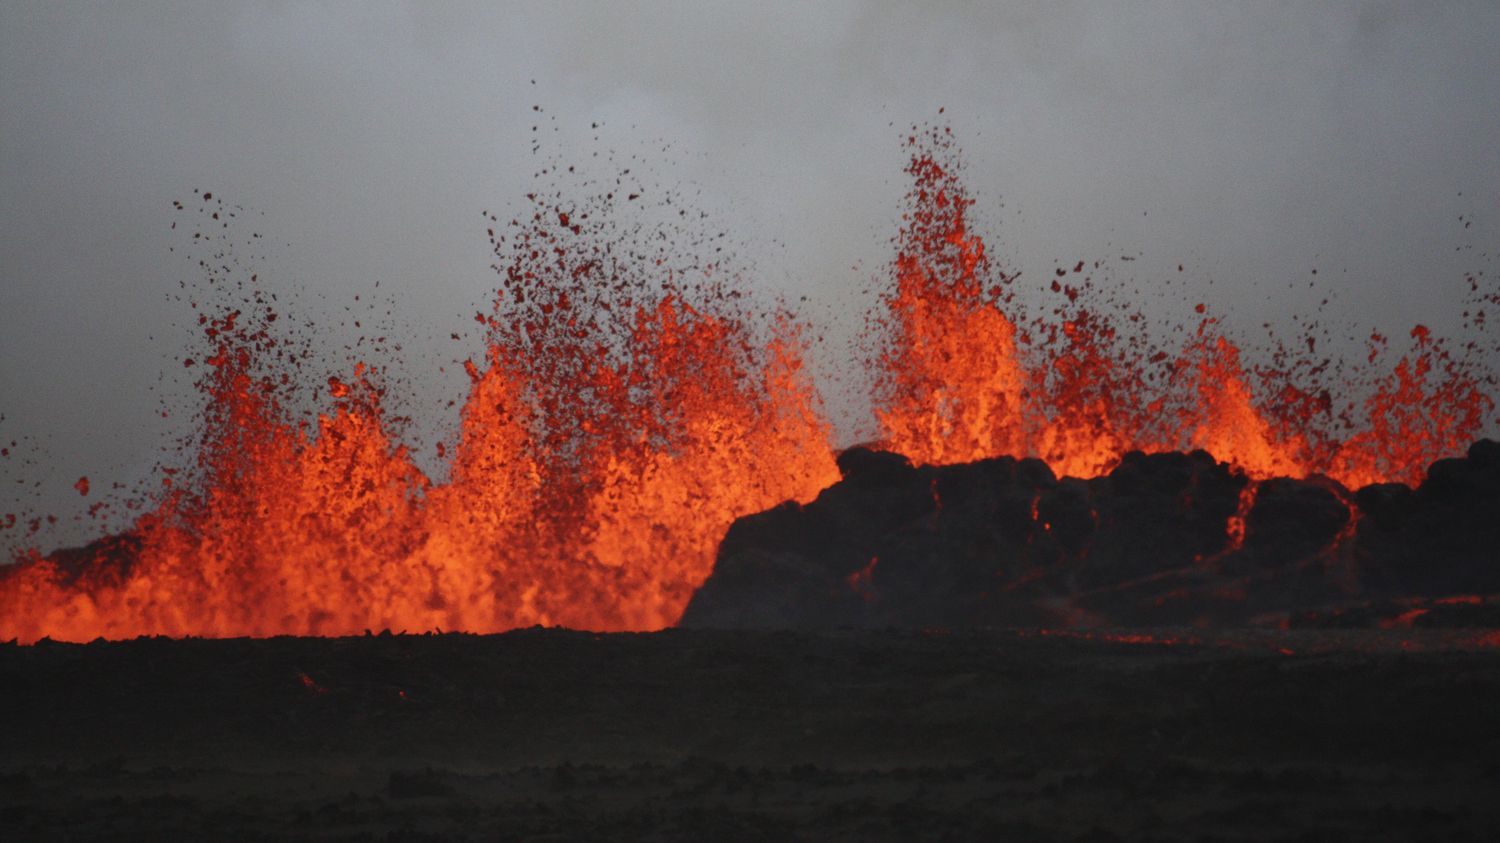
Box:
[3,1,1499,552]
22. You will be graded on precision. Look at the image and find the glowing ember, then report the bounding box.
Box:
[1222,482,1260,555]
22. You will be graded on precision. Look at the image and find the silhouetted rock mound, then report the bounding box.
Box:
[681,440,1500,629]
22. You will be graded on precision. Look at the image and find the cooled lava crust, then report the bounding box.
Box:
[682,439,1500,630]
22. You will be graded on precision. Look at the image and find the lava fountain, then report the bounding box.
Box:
[0,181,839,643]
[1,123,1496,644]
[872,124,1496,488]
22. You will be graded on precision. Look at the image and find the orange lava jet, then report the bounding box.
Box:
[873,124,1497,489]
[0,188,838,643]
[2,123,1496,644]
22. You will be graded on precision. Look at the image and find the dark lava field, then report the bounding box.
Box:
[5,441,1500,840]
[4,628,1500,842]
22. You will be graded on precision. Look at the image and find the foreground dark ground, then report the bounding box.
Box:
[3,629,1499,841]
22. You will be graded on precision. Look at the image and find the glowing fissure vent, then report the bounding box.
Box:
[1,124,1495,643]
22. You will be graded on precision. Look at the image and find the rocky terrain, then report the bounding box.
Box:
[683,440,1500,630]
[6,442,1500,839]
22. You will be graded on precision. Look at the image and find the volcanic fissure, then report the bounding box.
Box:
[2,124,1497,643]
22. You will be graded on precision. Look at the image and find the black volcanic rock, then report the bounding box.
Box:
[685,450,1063,629]
[682,440,1500,630]
[1240,477,1351,568]
[833,445,917,484]
[1356,438,1500,598]
[1074,450,1244,588]
[1353,483,1413,530]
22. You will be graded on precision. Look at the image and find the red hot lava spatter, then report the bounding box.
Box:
[0,182,839,643]
[1,123,1497,644]
[872,123,1497,489]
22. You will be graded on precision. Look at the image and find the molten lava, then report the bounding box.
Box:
[2,122,1496,644]
[0,189,839,643]
[872,124,1497,489]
